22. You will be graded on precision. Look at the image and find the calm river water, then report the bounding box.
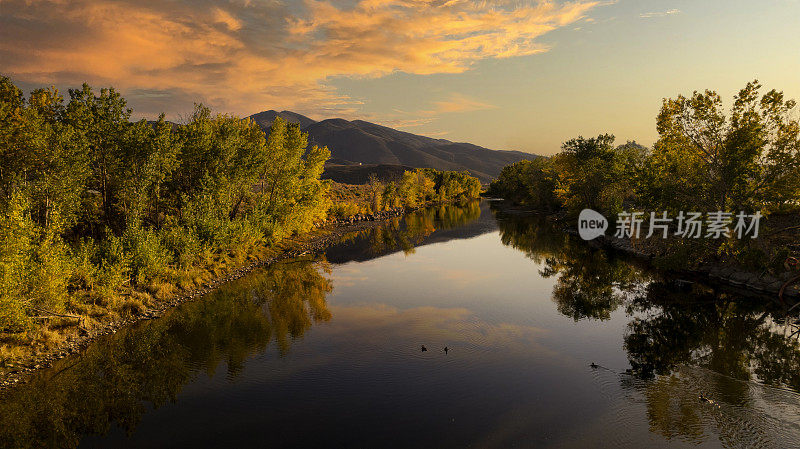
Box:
[1,200,799,448]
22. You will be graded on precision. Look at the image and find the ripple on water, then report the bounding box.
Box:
[585,364,800,448]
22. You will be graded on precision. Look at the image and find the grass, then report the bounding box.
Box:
[0,227,308,372]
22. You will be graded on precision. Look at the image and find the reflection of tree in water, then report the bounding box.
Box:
[338,200,482,257]
[625,361,800,447]
[0,258,332,448]
[608,269,800,445]
[625,283,800,390]
[495,210,646,321]
[494,206,800,444]
[544,247,645,321]
[494,208,800,386]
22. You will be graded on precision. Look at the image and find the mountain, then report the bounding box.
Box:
[249,110,317,130]
[321,164,416,184]
[248,110,538,182]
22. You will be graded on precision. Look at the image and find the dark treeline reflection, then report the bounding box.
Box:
[328,200,483,261]
[0,258,332,449]
[625,284,800,389]
[493,207,800,393]
[494,208,648,321]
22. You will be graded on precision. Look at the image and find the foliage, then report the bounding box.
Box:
[486,158,561,211]
[646,81,800,212]
[489,80,800,271]
[329,168,481,218]
[488,139,646,217]
[0,76,332,334]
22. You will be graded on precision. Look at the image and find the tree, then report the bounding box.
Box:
[366,173,383,212]
[64,84,132,229]
[487,158,560,211]
[117,117,179,227]
[259,118,330,235]
[0,77,335,334]
[650,80,800,212]
[553,134,632,216]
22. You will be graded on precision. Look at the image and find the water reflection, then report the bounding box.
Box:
[325,200,488,262]
[494,209,647,321]
[0,258,332,448]
[624,284,800,389]
[494,205,800,446]
[493,207,800,388]
[1,200,799,448]
[0,201,490,448]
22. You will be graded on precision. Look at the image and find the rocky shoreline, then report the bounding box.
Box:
[0,205,416,394]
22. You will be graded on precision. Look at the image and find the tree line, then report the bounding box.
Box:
[487,81,800,270]
[0,76,483,336]
[0,76,334,333]
[329,168,481,219]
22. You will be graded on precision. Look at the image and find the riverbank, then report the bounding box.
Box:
[592,232,800,301]
[0,205,417,394]
[492,202,800,303]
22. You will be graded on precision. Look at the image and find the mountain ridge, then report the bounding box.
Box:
[248,110,538,181]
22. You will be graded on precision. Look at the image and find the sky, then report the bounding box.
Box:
[1,0,799,155]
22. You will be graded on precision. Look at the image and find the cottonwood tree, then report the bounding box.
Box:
[259,117,330,237]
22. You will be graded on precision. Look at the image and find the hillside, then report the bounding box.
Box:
[248,110,537,181]
[321,164,416,185]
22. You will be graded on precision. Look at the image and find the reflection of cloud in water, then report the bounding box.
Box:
[437,268,499,283]
[330,274,369,287]
[323,304,554,356]
[236,303,560,391]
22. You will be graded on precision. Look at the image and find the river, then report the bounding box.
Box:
[1,200,799,448]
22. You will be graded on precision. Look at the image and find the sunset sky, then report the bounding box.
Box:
[2,0,799,155]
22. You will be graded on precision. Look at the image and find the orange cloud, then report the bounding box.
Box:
[0,0,600,118]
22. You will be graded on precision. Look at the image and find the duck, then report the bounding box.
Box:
[443,346,449,354]
[421,345,427,352]
[590,362,598,369]
[698,394,719,408]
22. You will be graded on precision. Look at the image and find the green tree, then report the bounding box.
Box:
[487,158,561,211]
[259,117,331,237]
[554,134,630,216]
[64,84,131,229]
[648,80,800,212]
